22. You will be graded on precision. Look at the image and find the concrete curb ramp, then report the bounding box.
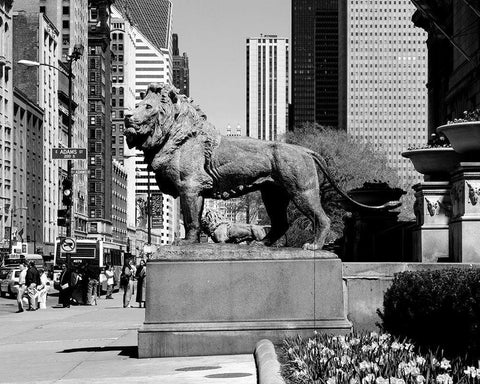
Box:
[255,339,286,384]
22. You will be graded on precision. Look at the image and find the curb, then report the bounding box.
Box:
[254,339,286,384]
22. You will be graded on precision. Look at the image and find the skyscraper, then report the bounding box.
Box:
[342,0,428,186]
[291,0,340,128]
[87,0,114,239]
[246,35,289,141]
[172,33,189,96]
[115,0,178,247]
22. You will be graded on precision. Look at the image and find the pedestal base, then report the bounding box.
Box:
[138,245,352,358]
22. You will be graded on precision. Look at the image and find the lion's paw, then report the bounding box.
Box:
[302,242,322,251]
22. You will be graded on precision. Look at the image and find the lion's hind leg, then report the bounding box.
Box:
[260,185,290,246]
[292,189,331,251]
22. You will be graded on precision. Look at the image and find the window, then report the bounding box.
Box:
[62,6,69,15]
[90,72,95,82]
[90,8,98,20]
[90,116,95,125]
[90,86,96,95]
[62,20,70,29]
[90,58,96,69]
[112,87,116,95]
[89,103,95,112]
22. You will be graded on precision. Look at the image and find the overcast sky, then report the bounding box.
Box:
[171,0,290,133]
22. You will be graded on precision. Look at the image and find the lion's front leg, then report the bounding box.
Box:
[179,191,204,244]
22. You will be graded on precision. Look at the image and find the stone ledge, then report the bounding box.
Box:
[150,243,337,261]
[255,339,286,384]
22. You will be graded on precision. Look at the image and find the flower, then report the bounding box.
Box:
[416,375,426,383]
[391,342,402,350]
[436,374,453,384]
[440,358,451,370]
[362,373,376,384]
[416,356,426,366]
[359,361,371,371]
[327,378,337,384]
[376,378,389,384]
[464,366,478,378]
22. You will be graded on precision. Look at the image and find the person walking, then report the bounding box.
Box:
[104,264,114,299]
[16,262,27,313]
[85,262,99,305]
[25,261,41,311]
[37,269,50,309]
[121,258,134,308]
[58,264,72,308]
[135,260,146,308]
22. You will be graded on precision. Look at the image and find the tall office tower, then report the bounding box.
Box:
[110,159,127,244]
[13,2,60,255]
[0,0,13,255]
[342,0,428,186]
[13,90,44,253]
[246,35,289,141]
[87,0,114,240]
[291,0,340,128]
[116,0,178,247]
[110,5,137,244]
[40,0,90,239]
[172,33,189,96]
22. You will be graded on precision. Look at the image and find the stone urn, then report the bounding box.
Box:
[401,147,461,180]
[437,122,480,155]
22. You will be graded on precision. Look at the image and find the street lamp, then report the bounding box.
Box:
[9,206,27,255]
[18,43,84,238]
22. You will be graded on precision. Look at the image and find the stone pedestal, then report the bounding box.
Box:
[412,182,451,262]
[138,244,352,358]
[449,163,480,263]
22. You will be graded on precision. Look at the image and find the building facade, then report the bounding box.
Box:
[172,33,189,96]
[291,0,339,128]
[40,0,90,240]
[246,35,289,141]
[0,0,13,255]
[343,0,428,186]
[412,0,480,135]
[111,159,127,244]
[13,89,44,253]
[87,0,114,241]
[13,3,60,255]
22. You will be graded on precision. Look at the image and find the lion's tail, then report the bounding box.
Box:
[309,151,401,211]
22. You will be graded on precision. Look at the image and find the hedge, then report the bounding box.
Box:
[378,268,480,360]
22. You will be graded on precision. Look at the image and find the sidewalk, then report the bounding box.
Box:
[0,292,257,383]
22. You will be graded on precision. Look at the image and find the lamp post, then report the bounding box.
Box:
[9,207,27,255]
[18,43,84,238]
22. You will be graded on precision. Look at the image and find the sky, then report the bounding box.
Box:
[171,0,290,133]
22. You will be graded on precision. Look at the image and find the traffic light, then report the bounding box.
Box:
[57,208,71,227]
[62,178,73,207]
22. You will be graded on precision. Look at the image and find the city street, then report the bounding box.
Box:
[0,291,256,384]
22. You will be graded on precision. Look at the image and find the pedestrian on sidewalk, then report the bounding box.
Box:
[16,262,27,313]
[37,268,50,309]
[104,264,114,299]
[121,258,135,308]
[85,262,99,305]
[135,260,146,308]
[58,264,73,308]
[25,261,40,311]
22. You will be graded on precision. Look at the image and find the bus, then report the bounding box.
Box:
[53,239,126,290]
[4,253,45,268]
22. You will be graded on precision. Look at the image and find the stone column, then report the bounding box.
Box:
[412,182,451,262]
[449,163,480,263]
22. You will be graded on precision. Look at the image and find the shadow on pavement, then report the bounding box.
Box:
[58,345,138,358]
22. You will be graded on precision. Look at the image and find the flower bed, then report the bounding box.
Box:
[280,332,479,384]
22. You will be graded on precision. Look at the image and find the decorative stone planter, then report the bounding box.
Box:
[401,147,461,180]
[437,122,480,155]
[346,182,405,207]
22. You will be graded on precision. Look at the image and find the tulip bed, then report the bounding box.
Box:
[280,332,480,384]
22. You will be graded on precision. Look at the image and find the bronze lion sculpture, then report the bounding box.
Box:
[201,209,266,244]
[124,83,399,250]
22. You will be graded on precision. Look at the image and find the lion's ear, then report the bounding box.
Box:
[168,90,178,104]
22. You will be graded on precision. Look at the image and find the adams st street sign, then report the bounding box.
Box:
[52,148,87,160]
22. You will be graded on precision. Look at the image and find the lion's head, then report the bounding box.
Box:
[124,83,218,153]
[200,209,227,234]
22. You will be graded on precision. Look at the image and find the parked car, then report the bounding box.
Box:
[0,268,10,293]
[0,268,21,298]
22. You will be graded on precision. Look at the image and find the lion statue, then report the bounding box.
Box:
[200,209,266,244]
[124,83,400,250]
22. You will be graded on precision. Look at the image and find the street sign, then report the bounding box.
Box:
[150,193,163,229]
[52,148,87,160]
[61,237,76,253]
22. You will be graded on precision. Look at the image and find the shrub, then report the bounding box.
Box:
[280,332,472,384]
[378,268,480,360]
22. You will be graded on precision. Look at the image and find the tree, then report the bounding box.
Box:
[283,123,401,247]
